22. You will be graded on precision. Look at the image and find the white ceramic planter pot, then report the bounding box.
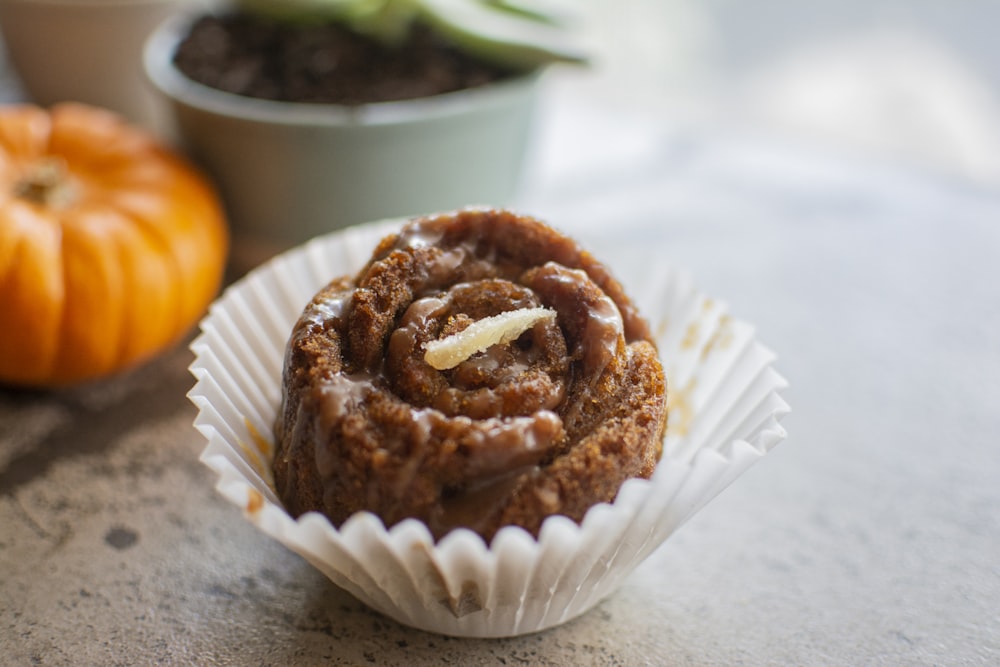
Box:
[0,0,189,134]
[143,13,542,250]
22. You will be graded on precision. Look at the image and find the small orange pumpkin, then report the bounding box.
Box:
[0,103,228,386]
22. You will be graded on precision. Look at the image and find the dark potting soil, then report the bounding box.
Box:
[173,14,520,105]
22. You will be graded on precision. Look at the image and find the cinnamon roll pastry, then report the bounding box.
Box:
[273,209,667,541]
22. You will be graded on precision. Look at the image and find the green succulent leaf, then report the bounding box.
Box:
[482,0,574,25]
[232,0,588,68]
[417,0,588,68]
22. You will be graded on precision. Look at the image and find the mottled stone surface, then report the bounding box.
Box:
[4,128,1000,663]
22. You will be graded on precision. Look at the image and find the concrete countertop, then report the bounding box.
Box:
[3,110,999,664]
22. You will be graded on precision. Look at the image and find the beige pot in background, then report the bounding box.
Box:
[0,0,203,134]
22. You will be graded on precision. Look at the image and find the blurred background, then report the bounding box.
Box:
[570,0,1000,188]
[3,0,999,188]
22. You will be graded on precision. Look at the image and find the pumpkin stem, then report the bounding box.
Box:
[14,157,79,209]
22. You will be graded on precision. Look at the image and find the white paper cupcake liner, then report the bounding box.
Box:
[188,215,789,638]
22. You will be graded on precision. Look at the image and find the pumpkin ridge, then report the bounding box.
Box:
[114,205,186,363]
[0,205,64,384]
[53,208,126,381]
[0,105,50,169]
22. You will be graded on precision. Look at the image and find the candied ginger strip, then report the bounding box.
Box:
[424,307,556,370]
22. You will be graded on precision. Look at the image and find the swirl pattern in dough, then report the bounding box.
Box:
[274,209,667,541]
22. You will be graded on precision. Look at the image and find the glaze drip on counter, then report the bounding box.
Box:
[273,209,668,541]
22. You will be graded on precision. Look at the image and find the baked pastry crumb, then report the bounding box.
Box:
[273,209,667,541]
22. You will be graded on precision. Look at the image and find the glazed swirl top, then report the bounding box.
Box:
[274,209,667,540]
